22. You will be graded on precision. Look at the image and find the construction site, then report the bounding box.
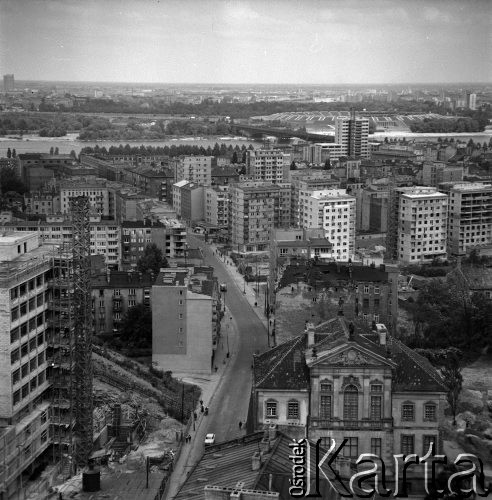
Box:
[0,196,199,500]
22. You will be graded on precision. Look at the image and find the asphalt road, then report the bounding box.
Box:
[188,234,269,442]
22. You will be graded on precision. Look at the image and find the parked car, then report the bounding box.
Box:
[204,433,215,446]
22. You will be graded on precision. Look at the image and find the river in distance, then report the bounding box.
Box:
[0,131,491,157]
[0,133,263,156]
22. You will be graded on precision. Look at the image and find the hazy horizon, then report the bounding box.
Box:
[1,0,491,85]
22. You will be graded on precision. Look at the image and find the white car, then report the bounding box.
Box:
[204,433,215,446]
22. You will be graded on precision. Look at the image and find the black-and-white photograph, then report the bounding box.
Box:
[0,0,491,499]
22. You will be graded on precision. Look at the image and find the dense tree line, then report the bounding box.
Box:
[42,96,447,119]
[409,108,491,133]
[80,142,253,158]
[77,118,232,141]
[404,278,492,361]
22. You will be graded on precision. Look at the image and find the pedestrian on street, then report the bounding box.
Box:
[239,421,243,430]
[200,399,203,406]
[214,366,218,372]
[205,407,209,415]
[201,405,204,413]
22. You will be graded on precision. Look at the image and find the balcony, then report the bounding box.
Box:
[310,418,393,430]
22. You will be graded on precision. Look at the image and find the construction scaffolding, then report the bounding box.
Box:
[49,242,76,479]
[49,196,94,477]
[70,197,94,469]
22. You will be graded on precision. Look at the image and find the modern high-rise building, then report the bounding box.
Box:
[439,182,492,256]
[388,186,448,264]
[0,232,53,498]
[174,156,212,186]
[361,184,390,233]
[204,186,230,228]
[301,189,356,261]
[245,149,290,183]
[229,182,288,252]
[468,93,477,110]
[334,113,370,159]
[3,74,14,92]
[289,173,340,227]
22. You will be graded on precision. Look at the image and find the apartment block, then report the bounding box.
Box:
[18,154,73,191]
[181,182,205,223]
[289,173,340,227]
[422,161,463,188]
[24,193,60,216]
[121,219,186,269]
[245,150,290,183]
[205,186,229,228]
[4,216,121,269]
[127,165,175,203]
[229,182,289,252]
[302,143,344,164]
[361,184,390,232]
[152,268,219,377]
[91,270,154,334]
[0,233,52,498]
[439,182,492,256]
[393,187,448,264]
[301,189,356,261]
[59,179,110,216]
[174,156,213,186]
[334,115,370,159]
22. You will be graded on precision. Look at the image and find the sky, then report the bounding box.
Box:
[0,0,491,84]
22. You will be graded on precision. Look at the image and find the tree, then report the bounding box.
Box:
[441,353,463,426]
[70,150,77,160]
[120,304,152,347]
[324,158,331,170]
[7,148,11,158]
[136,243,168,275]
[49,147,54,155]
[54,147,59,155]
[290,161,297,170]
[231,151,238,164]
[12,149,16,158]
[0,165,27,195]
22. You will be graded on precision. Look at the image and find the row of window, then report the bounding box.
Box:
[13,370,46,406]
[11,338,45,364]
[317,435,437,458]
[11,294,46,321]
[10,275,46,301]
[265,390,437,423]
[10,314,45,343]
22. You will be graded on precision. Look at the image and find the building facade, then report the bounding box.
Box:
[335,115,370,159]
[252,317,447,495]
[229,182,289,252]
[174,156,213,186]
[205,186,230,228]
[246,150,290,184]
[422,162,463,188]
[91,270,154,334]
[59,180,110,216]
[0,233,52,498]
[4,216,121,269]
[395,187,448,264]
[302,189,356,261]
[439,182,492,256]
[152,268,217,377]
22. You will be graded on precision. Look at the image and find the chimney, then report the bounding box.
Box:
[259,437,270,454]
[306,322,315,346]
[268,423,277,441]
[252,451,261,471]
[376,324,387,346]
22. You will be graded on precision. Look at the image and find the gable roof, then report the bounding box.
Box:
[254,335,309,390]
[255,316,446,394]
